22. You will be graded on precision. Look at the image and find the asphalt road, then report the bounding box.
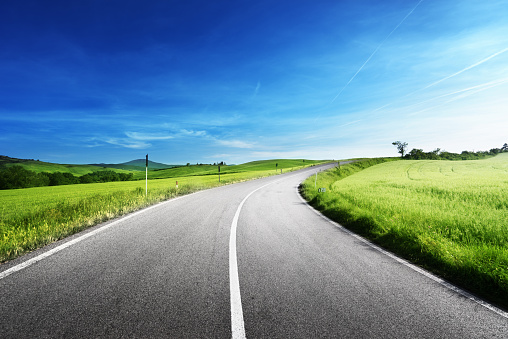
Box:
[1,163,506,338]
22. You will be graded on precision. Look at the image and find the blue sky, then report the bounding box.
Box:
[1,0,507,164]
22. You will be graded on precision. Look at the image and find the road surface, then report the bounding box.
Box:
[1,163,506,338]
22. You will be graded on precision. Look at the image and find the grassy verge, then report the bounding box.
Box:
[0,160,327,263]
[301,154,508,310]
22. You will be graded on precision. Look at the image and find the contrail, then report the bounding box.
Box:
[331,0,425,104]
[406,77,508,110]
[417,47,508,92]
[408,77,508,116]
[371,48,508,114]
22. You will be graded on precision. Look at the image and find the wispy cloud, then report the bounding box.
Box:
[408,77,508,116]
[216,139,254,149]
[99,137,151,149]
[339,120,363,128]
[125,131,174,141]
[180,129,207,137]
[252,81,261,99]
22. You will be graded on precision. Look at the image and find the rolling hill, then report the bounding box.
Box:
[90,159,180,171]
[0,156,180,175]
[0,156,131,175]
[1,155,328,181]
[133,159,327,180]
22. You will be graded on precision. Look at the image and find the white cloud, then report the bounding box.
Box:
[180,129,207,137]
[103,137,151,149]
[125,131,174,141]
[216,139,255,149]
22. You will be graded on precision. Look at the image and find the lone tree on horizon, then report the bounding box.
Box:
[392,141,408,158]
[502,143,508,152]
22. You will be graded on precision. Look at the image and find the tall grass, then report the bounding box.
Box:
[301,154,508,309]
[0,160,326,263]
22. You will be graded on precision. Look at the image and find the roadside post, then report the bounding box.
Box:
[218,165,221,182]
[145,154,148,197]
[276,163,278,173]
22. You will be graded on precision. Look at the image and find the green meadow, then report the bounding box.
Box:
[135,158,322,180]
[0,159,324,263]
[302,154,508,308]
[0,158,128,176]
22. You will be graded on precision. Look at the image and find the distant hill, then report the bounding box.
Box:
[1,155,180,174]
[91,159,180,171]
[0,155,130,175]
[0,156,325,180]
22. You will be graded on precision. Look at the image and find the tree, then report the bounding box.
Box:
[406,148,425,159]
[0,166,50,189]
[502,143,508,152]
[392,141,408,158]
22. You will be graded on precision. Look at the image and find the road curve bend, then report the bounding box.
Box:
[1,163,506,338]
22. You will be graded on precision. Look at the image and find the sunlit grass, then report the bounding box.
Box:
[301,154,508,309]
[0,160,326,263]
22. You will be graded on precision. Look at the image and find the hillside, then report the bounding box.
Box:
[0,156,130,175]
[0,155,179,175]
[134,159,328,180]
[1,155,328,182]
[90,159,178,171]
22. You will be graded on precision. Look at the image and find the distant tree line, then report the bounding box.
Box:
[189,162,227,166]
[0,166,134,190]
[392,141,508,160]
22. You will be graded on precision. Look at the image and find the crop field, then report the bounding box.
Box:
[0,159,325,263]
[302,154,508,308]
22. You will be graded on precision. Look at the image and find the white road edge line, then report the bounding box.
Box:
[296,185,508,319]
[0,191,203,280]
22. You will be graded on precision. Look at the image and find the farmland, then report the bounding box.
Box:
[301,154,508,308]
[0,159,325,263]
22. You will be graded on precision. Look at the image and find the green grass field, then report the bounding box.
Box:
[135,159,320,180]
[0,159,326,263]
[0,157,132,175]
[302,154,508,309]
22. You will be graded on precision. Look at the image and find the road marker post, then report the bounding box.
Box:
[145,154,148,197]
[218,165,221,182]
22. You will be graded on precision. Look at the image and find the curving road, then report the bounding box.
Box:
[1,163,506,338]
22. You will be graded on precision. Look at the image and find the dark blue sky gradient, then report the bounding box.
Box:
[1,0,507,164]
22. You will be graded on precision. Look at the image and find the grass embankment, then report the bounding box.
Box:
[0,159,326,263]
[301,154,508,309]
